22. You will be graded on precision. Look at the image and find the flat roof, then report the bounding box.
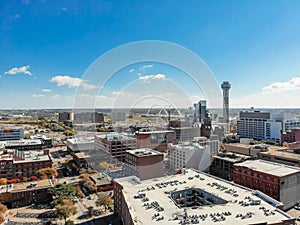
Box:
[136,130,175,134]
[0,149,51,163]
[127,148,163,157]
[213,152,252,163]
[115,169,292,224]
[235,160,300,177]
[0,179,53,194]
[67,136,95,144]
[96,132,136,141]
[0,139,43,147]
[0,126,24,130]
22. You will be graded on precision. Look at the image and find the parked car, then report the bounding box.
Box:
[294,204,300,210]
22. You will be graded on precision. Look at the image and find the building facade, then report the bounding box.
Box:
[95,133,137,162]
[0,149,52,179]
[234,160,300,210]
[237,111,271,140]
[281,128,300,143]
[124,148,164,180]
[135,130,175,152]
[0,139,44,151]
[168,142,211,172]
[0,126,24,141]
[210,152,252,180]
[0,179,53,208]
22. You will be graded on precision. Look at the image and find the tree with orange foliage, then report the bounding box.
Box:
[35,167,58,179]
[0,178,7,185]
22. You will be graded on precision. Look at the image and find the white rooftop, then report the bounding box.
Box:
[115,169,293,224]
[127,148,163,157]
[96,132,135,141]
[235,160,300,177]
[67,136,95,144]
[0,139,43,147]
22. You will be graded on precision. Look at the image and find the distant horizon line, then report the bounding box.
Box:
[1,107,300,111]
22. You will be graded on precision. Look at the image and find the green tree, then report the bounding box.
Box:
[49,183,76,206]
[55,199,77,225]
[64,129,75,136]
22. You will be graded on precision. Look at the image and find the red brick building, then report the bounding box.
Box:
[0,179,53,208]
[135,130,175,152]
[281,128,300,143]
[0,149,52,179]
[234,160,300,210]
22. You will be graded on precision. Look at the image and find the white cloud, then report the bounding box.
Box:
[139,73,166,83]
[139,64,154,71]
[42,89,52,93]
[78,94,110,99]
[129,69,135,73]
[112,91,122,95]
[49,75,97,90]
[61,7,67,11]
[4,65,32,76]
[139,75,154,83]
[152,74,166,80]
[50,94,60,99]
[31,94,45,98]
[262,77,300,94]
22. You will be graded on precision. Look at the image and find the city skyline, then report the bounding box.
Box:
[1,1,300,109]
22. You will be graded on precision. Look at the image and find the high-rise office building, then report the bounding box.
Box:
[194,100,207,123]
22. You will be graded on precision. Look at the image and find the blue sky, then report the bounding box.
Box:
[1,0,300,109]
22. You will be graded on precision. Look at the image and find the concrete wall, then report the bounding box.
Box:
[280,173,300,210]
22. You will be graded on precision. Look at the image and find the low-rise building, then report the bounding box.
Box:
[114,169,294,225]
[0,149,52,179]
[0,139,44,151]
[224,143,300,167]
[210,152,253,180]
[124,148,164,180]
[95,133,137,162]
[89,173,113,192]
[281,128,300,143]
[0,126,24,141]
[234,160,300,210]
[170,126,201,142]
[0,179,53,208]
[30,134,52,148]
[168,142,211,172]
[67,136,95,152]
[135,130,175,152]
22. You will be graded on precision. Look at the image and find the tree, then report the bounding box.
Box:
[87,206,94,217]
[95,193,112,211]
[0,214,4,224]
[35,167,58,179]
[49,183,76,206]
[0,204,8,214]
[0,178,7,185]
[99,162,114,171]
[64,129,75,136]
[55,199,77,225]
